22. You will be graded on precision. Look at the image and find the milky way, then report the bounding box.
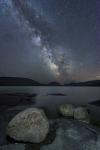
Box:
[12,0,75,83]
[0,0,98,83]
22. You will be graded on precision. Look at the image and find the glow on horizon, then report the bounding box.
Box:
[95,75,100,80]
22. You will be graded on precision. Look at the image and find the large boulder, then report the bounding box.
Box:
[59,104,75,117]
[41,119,100,150]
[74,107,90,123]
[6,108,49,143]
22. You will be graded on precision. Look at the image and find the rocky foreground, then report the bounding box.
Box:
[0,104,100,150]
[42,119,100,150]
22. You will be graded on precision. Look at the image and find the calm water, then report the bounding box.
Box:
[0,86,100,107]
[0,86,100,124]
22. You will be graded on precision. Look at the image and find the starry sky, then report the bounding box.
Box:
[0,0,99,83]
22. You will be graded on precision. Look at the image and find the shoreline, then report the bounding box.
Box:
[0,92,100,147]
[0,104,100,149]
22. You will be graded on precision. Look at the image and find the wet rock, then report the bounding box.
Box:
[74,107,90,123]
[47,93,66,96]
[59,104,75,117]
[6,108,49,143]
[0,144,25,150]
[41,119,100,150]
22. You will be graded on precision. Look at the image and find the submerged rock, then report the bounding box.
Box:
[59,104,75,117]
[47,93,66,96]
[41,119,100,150]
[74,107,90,123]
[6,108,49,143]
[0,144,25,150]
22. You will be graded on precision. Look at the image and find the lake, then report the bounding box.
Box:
[0,86,100,129]
[0,86,100,112]
[0,86,100,145]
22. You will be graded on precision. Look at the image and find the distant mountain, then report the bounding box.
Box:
[65,80,100,86]
[47,82,61,86]
[0,77,41,86]
[1,77,100,86]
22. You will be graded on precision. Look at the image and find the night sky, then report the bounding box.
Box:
[0,0,98,83]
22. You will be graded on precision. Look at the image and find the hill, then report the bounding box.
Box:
[0,77,41,86]
[46,82,61,86]
[65,80,100,86]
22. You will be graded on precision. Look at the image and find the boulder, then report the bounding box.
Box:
[6,108,49,143]
[41,119,100,150]
[0,144,25,150]
[59,104,75,117]
[74,107,90,123]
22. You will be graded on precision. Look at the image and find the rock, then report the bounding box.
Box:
[0,144,25,150]
[47,93,66,96]
[74,107,90,123]
[6,108,49,143]
[41,119,100,150]
[59,104,75,117]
